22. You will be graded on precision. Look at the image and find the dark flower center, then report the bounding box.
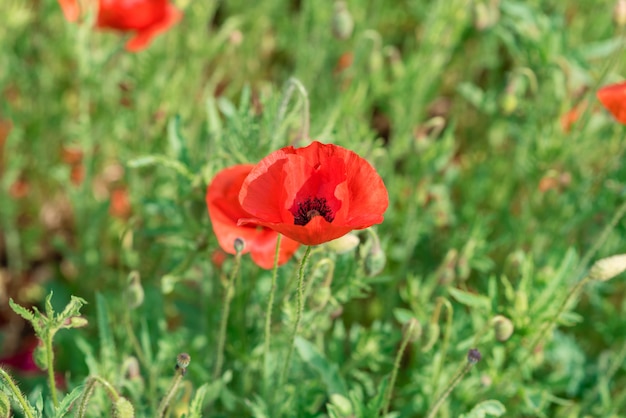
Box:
[292,197,335,226]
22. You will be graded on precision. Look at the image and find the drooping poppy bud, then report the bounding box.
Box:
[492,315,514,342]
[238,141,389,246]
[113,397,135,418]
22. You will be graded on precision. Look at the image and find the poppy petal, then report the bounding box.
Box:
[597,81,626,124]
[207,164,299,268]
[239,141,388,246]
[125,4,182,51]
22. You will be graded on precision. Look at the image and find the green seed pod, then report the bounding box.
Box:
[332,1,354,40]
[589,254,626,282]
[492,315,514,342]
[421,322,440,352]
[126,271,144,309]
[113,397,135,418]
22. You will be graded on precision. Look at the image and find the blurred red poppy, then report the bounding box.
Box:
[238,141,388,246]
[57,0,182,52]
[207,164,300,269]
[597,81,626,124]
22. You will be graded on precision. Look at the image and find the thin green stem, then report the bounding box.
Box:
[279,246,313,385]
[432,298,454,392]
[426,361,475,418]
[213,251,242,380]
[382,320,417,416]
[0,367,36,418]
[522,276,590,365]
[273,77,310,148]
[263,234,283,392]
[45,332,59,408]
[77,375,121,418]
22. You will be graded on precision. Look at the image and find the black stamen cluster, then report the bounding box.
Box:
[293,197,335,226]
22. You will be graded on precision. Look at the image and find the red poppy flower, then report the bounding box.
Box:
[206,164,300,269]
[597,81,626,124]
[57,0,182,52]
[238,141,389,246]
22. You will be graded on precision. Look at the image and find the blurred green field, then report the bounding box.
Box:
[2,0,626,417]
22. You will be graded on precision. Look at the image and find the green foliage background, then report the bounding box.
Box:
[2,0,626,417]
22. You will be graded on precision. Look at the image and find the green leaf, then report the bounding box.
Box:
[392,308,415,325]
[448,287,491,311]
[57,296,87,324]
[44,292,54,318]
[295,337,348,396]
[9,298,35,322]
[365,376,389,417]
[460,400,506,418]
[53,385,85,418]
[186,383,210,418]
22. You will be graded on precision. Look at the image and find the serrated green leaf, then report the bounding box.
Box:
[295,337,348,397]
[57,296,87,323]
[448,287,491,311]
[186,383,210,418]
[44,292,54,318]
[53,385,85,418]
[9,298,35,322]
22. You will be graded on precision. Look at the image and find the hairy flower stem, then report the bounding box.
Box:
[0,367,36,418]
[279,246,313,386]
[426,358,476,418]
[382,320,417,416]
[44,332,59,407]
[157,354,190,418]
[213,251,242,380]
[263,234,283,392]
[77,375,120,418]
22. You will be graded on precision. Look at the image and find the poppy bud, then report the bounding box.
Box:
[403,318,422,342]
[126,271,144,309]
[176,352,191,370]
[364,243,386,277]
[615,0,626,26]
[234,238,245,254]
[589,254,626,282]
[113,397,135,418]
[492,315,514,342]
[325,233,360,254]
[63,316,89,328]
[421,322,440,352]
[467,348,482,364]
[332,1,354,40]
